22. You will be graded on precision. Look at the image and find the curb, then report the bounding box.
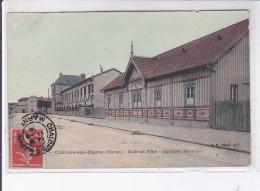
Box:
[54,116,250,154]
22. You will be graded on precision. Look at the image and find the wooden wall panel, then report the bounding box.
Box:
[195,78,210,107]
[146,88,154,108]
[172,82,184,107]
[214,34,249,101]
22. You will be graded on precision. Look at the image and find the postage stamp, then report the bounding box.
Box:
[11,113,57,168]
[12,129,44,168]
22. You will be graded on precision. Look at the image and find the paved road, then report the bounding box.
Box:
[9,114,250,168]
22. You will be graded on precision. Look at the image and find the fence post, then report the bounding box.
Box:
[242,101,247,132]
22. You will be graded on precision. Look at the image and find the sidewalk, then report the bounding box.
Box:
[51,115,250,153]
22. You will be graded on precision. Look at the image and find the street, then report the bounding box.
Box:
[9,114,250,168]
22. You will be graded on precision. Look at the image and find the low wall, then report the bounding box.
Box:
[105,107,210,121]
[54,107,105,119]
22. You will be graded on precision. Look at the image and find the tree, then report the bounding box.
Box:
[37,100,44,113]
[37,100,52,113]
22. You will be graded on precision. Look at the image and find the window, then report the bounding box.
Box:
[88,84,91,95]
[107,96,111,109]
[137,94,141,108]
[185,86,194,105]
[84,86,87,96]
[80,87,83,97]
[133,94,137,108]
[155,89,162,107]
[119,94,124,109]
[230,85,238,100]
[91,84,94,93]
[132,92,142,108]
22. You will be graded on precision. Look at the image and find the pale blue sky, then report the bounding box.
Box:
[7,11,248,102]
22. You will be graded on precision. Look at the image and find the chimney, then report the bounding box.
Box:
[59,73,62,77]
[80,73,86,79]
[130,41,134,56]
[100,65,103,73]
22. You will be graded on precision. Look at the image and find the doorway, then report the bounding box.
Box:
[84,107,92,117]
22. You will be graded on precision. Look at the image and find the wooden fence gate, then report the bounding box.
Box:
[212,100,250,132]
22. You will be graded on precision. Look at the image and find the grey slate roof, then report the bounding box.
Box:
[18,97,29,102]
[53,75,84,86]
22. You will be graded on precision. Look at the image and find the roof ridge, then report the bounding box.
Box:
[133,55,155,59]
[153,19,249,59]
[60,74,81,77]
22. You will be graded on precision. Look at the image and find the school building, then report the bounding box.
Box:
[102,19,250,129]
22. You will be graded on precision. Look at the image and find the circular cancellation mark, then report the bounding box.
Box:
[18,113,57,156]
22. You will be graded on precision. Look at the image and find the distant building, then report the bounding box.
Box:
[51,73,85,114]
[8,96,51,114]
[8,103,19,114]
[102,19,249,128]
[56,68,122,118]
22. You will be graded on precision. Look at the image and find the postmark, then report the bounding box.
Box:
[18,113,57,156]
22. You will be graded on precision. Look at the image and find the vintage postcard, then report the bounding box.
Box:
[7,11,250,169]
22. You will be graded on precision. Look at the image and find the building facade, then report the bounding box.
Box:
[56,68,122,118]
[8,96,51,114]
[102,19,249,128]
[51,73,85,114]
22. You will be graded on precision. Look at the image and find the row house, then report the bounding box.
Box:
[57,68,122,118]
[102,19,250,128]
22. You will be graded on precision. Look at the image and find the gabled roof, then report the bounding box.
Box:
[52,75,84,86]
[103,19,249,91]
[102,73,125,91]
[132,56,158,78]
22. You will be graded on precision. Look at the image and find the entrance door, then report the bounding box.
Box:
[22,109,25,113]
[84,108,92,116]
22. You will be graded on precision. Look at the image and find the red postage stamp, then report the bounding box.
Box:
[12,129,44,168]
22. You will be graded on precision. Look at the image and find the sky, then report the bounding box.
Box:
[7,11,248,102]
